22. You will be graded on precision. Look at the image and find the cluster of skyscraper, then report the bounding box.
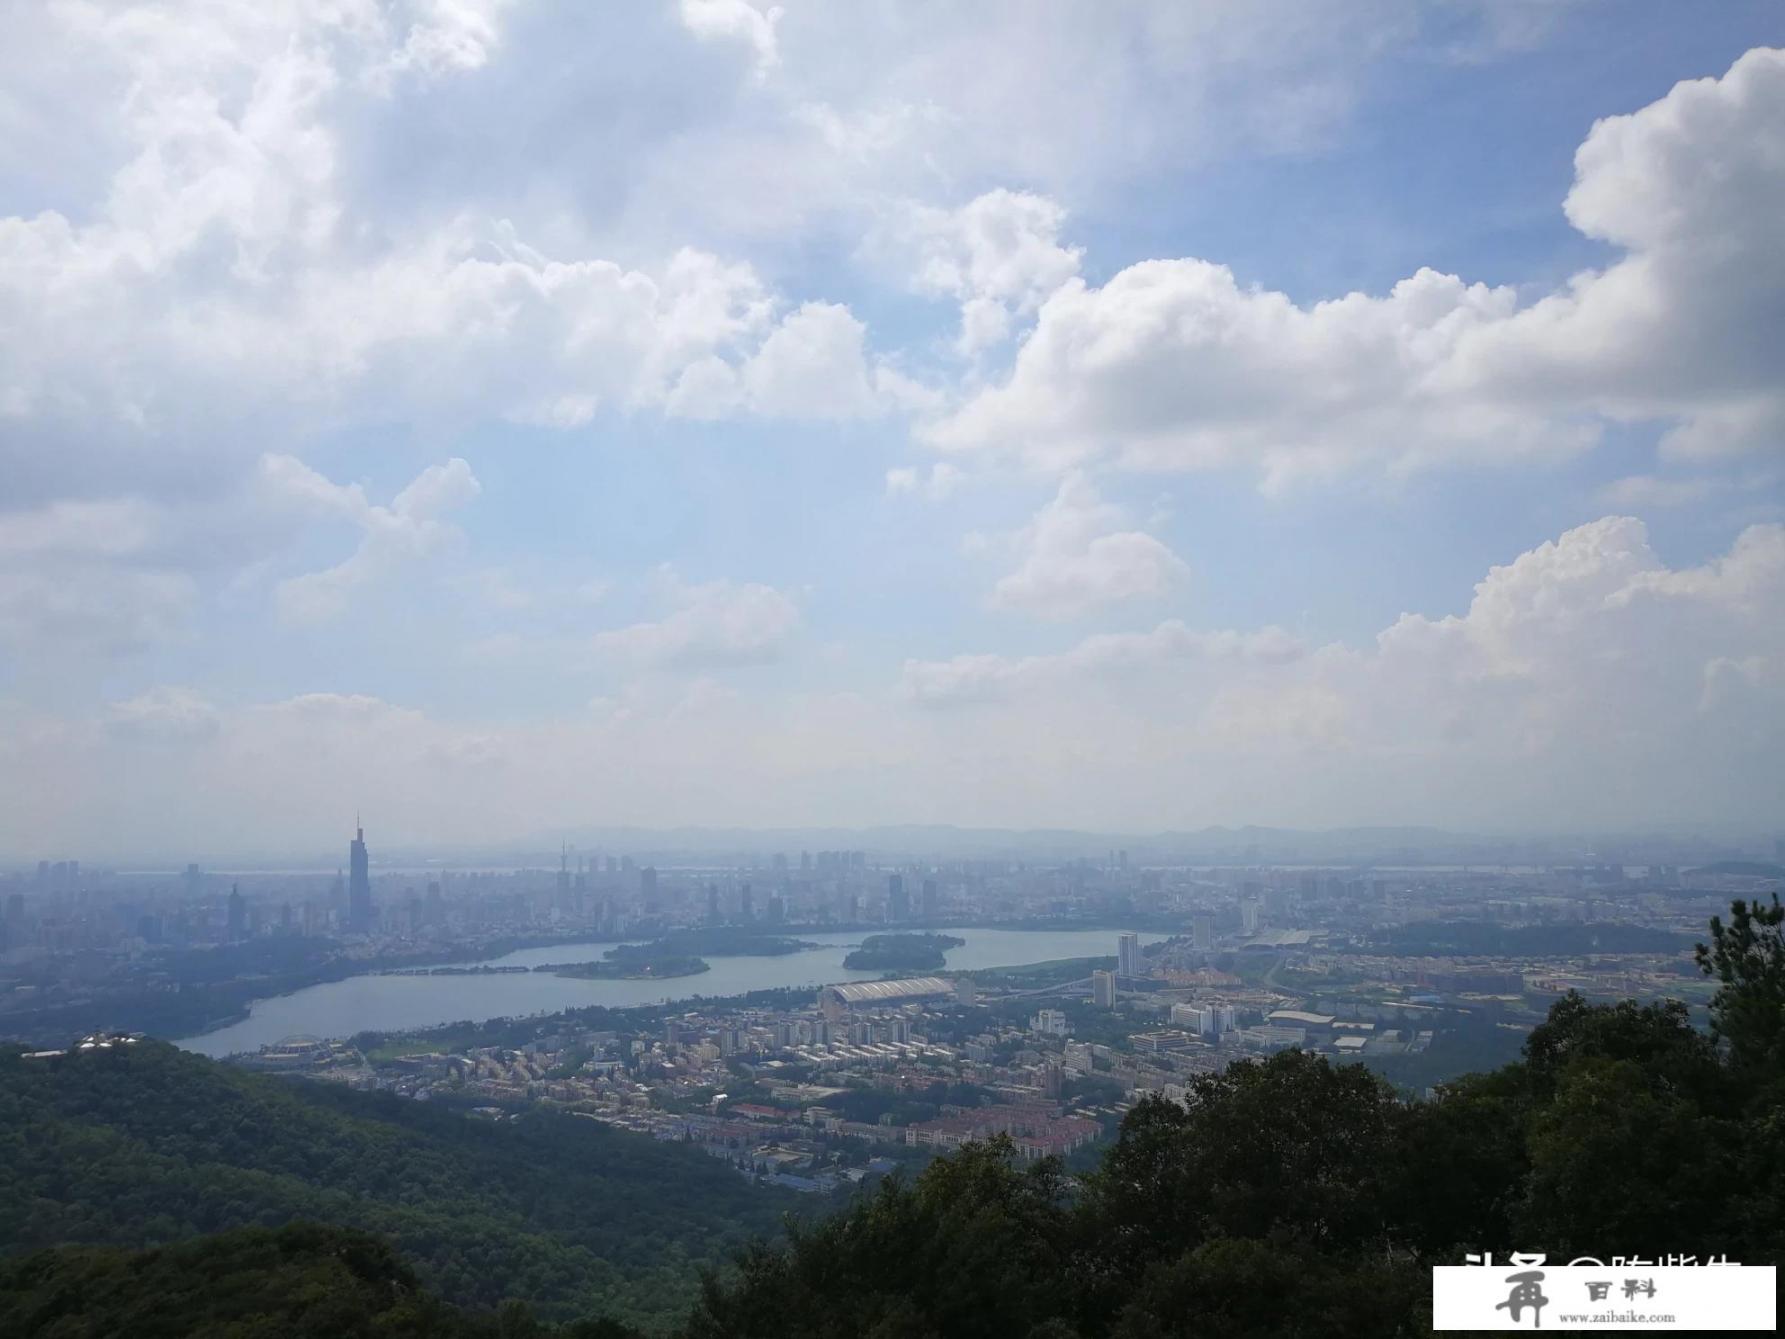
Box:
[33,860,81,891]
[885,874,940,923]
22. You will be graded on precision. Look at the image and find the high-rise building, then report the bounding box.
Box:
[921,878,939,923]
[740,882,755,922]
[348,821,373,932]
[640,866,659,908]
[1092,969,1118,1008]
[226,884,246,941]
[1117,931,1141,977]
[1241,898,1261,934]
[1193,913,1214,952]
[887,873,908,921]
[1173,1002,1238,1036]
[706,883,721,924]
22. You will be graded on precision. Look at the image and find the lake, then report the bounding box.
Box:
[180,927,1165,1057]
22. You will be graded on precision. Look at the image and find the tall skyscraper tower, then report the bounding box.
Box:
[1117,931,1140,977]
[887,874,908,921]
[1193,913,1214,952]
[348,820,373,932]
[1092,969,1118,1008]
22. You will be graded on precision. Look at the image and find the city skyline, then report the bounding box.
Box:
[1,6,1782,854]
[11,813,1780,872]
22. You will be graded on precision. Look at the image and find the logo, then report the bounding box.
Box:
[1432,1258,1775,1331]
[1495,1269,1547,1328]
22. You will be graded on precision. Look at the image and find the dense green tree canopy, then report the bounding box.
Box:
[0,1042,794,1330]
[1697,893,1785,1075]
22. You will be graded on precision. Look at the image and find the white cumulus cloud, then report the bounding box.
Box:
[266,454,482,622]
[986,474,1190,619]
[900,515,1785,828]
[875,189,1082,356]
[591,569,801,669]
[678,0,784,81]
[929,48,1785,483]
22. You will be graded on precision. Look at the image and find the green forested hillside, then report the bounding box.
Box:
[0,1042,795,1330]
[1,1224,506,1338]
[0,1222,650,1337]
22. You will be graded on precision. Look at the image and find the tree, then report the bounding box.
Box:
[1517,1058,1737,1259]
[1109,1238,1428,1339]
[1388,1068,1528,1257]
[684,1138,1077,1339]
[1697,894,1785,1075]
[1523,992,1724,1104]
[1087,1051,1403,1265]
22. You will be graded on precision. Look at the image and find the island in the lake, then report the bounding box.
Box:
[648,927,819,957]
[538,953,710,980]
[843,933,966,972]
[529,927,822,982]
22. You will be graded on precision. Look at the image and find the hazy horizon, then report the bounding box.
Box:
[2,5,1782,856]
[13,818,1779,872]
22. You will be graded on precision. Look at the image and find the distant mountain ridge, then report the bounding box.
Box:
[17,824,1770,874]
[505,823,1769,870]
[78,822,1770,871]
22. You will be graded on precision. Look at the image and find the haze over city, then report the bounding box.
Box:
[2,4,1781,859]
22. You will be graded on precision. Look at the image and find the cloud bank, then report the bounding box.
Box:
[4,517,1778,855]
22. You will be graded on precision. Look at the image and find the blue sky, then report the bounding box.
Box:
[0,2,1781,857]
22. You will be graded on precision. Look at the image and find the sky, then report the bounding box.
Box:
[1,1,1782,859]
